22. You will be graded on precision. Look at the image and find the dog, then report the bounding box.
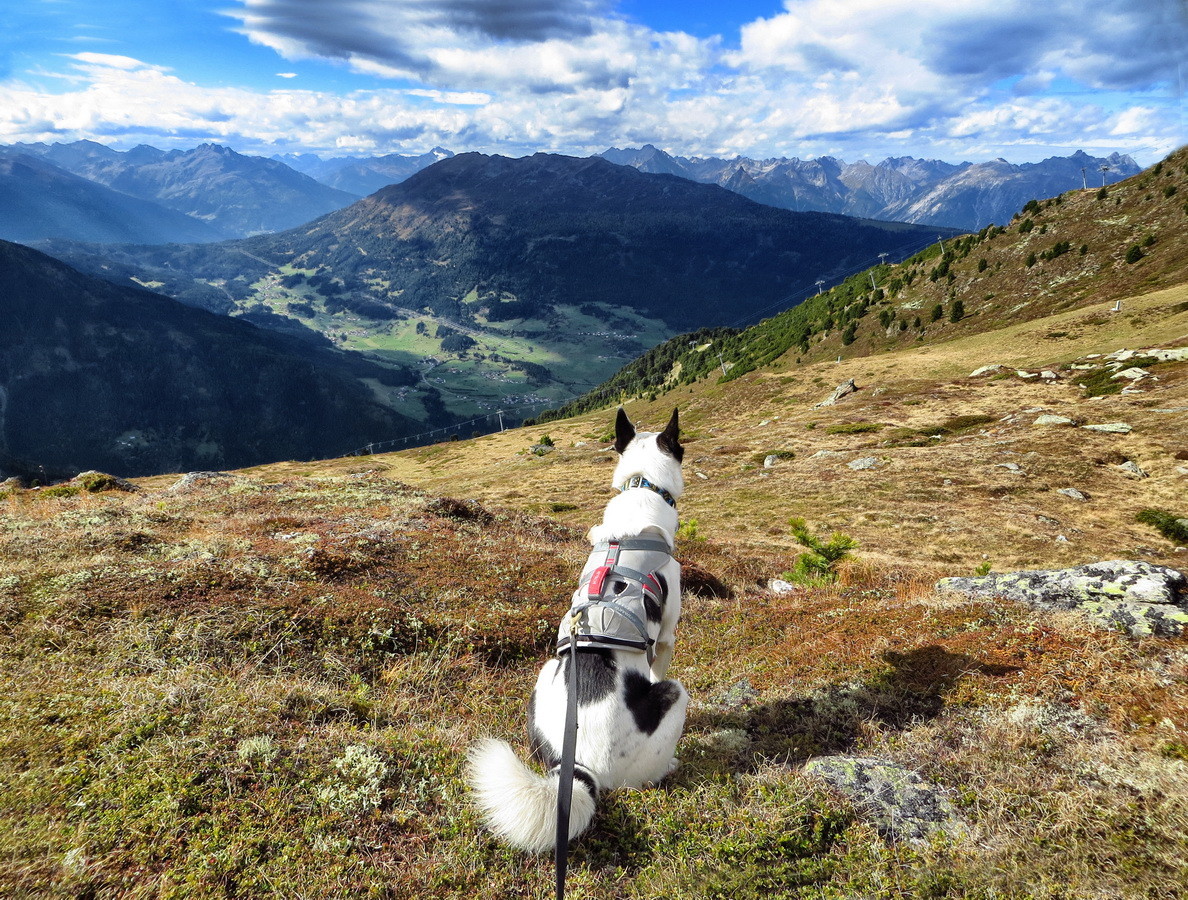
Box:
[467,407,689,852]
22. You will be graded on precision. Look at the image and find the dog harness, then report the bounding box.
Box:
[555,538,673,664]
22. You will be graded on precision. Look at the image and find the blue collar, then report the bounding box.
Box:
[619,475,677,508]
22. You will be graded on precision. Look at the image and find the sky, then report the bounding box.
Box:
[0,0,1184,165]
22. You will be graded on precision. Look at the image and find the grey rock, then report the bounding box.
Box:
[168,471,239,492]
[1081,423,1132,434]
[1056,487,1089,501]
[764,454,779,468]
[969,364,1005,377]
[936,560,1188,636]
[1115,460,1148,479]
[1112,367,1150,380]
[804,756,965,844]
[847,456,881,471]
[815,378,857,407]
[1033,414,1076,426]
[996,462,1023,473]
[769,579,797,595]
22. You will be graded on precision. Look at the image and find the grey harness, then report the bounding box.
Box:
[555,538,673,663]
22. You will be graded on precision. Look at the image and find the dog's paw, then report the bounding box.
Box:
[664,757,679,778]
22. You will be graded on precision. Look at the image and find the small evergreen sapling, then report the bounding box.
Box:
[784,517,857,585]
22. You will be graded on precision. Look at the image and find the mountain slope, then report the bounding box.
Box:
[0,239,421,479]
[602,146,1141,231]
[37,152,949,426]
[8,140,359,237]
[0,152,222,244]
[545,148,1188,412]
[255,151,943,329]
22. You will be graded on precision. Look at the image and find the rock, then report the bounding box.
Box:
[769,579,797,595]
[803,756,965,844]
[1040,370,1060,380]
[1033,414,1076,426]
[847,457,881,471]
[1082,423,1133,434]
[1115,460,1148,479]
[996,462,1023,473]
[936,560,1188,636]
[72,471,138,493]
[168,471,239,492]
[810,449,845,459]
[1112,367,1150,380]
[714,679,759,709]
[1057,488,1089,501]
[814,378,857,407]
[969,364,1005,377]
[763,454,779,468]
[1017,370,1039,379]
[1149,348,1188,362]
[701,729,750,755]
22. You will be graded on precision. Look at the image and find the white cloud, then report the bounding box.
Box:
[1,1,1182,164]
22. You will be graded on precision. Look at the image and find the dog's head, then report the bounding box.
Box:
[612,407,684,499]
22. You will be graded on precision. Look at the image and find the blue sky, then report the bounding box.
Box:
[1,0,1184,164]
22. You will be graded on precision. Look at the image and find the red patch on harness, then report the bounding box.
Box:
[587,566,610,599]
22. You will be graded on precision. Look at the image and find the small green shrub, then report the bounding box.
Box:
[677,519,704,542]
[1136,508,1188,544]
[824,422,883,435]
[1125,245,1144,264]
[783,517,857,585]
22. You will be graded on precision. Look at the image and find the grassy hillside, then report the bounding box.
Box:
[3,153,1187,899]
[542,148,1188,412]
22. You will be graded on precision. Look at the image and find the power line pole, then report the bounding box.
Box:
[815,279,825,295]
[497,410,505,432]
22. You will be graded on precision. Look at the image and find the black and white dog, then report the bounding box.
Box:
[468,408,689,852]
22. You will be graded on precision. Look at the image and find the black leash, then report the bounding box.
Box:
[555,620,580,900]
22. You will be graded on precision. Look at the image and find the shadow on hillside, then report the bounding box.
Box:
[688,645,1019,771]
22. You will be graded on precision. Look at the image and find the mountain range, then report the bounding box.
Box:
[599,145,1140,230]
[275,147,455,196]
[36,151,950,433]
[1,139,1141,248]
[2,140,358,240]
[0,152,224,245]
[0,239,426,480]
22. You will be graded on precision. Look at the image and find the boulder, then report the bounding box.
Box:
[847,457,881,471]
[71,471,138,493]
[936,560,1188,636]
[815,379,857,407]
[1057,487,1089,501]
[168,471,240,493]
[969,364,1005,377]
[1112,367,1150,381]
[804,756,965,844]
[1115,460,1148,479]
[1081,423,1133,434]
[1033,414,1076,426]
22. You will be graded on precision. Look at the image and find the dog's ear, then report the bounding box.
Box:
[613,407,635,454]
[656,408,683,461]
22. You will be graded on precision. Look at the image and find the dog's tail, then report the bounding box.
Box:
[466,738,598,853]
